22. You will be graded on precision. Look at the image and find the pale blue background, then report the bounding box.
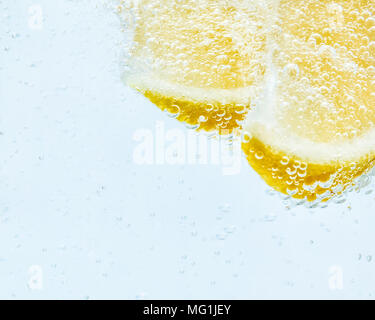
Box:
[1,0,375,300]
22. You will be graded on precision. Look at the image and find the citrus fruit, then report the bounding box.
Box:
[117,0,269,133]
[118,0,375,203]
[243,0,375,202]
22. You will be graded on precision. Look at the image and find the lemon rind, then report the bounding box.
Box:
[246,119,375,165]
[124,72,261,107]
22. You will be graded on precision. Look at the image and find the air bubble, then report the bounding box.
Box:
[242,132,251,143]
[198,115,208,123]
[284,63,300,78]
[280,156,289,166]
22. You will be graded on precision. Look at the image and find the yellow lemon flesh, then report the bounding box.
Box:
[117,0,269,133]
[243,0,375,202]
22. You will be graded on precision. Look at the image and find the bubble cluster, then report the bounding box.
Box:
[275,0,375,143]
[122,0,268,90]
[243,135,375,203]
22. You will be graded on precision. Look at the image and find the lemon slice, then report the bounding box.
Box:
[243,0,375,202]
[118,0,269,133]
